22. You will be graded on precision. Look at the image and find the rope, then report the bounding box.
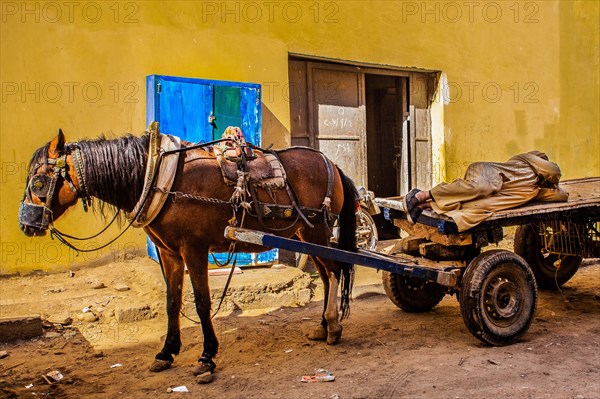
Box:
[154,187,232,206]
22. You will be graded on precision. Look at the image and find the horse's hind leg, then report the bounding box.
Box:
[298,230,343,345]
[306,259,329,341]
[150,250,185,372]
[320,259,343,345]
[183,247,219,376]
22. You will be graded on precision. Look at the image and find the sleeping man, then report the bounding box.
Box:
[403,151,568,232]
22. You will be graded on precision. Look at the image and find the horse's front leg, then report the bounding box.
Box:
[183,247,219,376]
[150,250,185,372]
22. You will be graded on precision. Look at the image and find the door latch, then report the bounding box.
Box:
[208,114,217,129]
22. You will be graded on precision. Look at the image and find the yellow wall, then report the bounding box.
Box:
[1,1,598,273]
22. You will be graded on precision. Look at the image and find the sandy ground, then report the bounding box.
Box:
[0,256,599,399]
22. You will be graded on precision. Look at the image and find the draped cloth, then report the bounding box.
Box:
[430,151,568,232]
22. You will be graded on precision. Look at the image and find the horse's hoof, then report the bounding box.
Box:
[192,361,216,376]
[307,325,327,341]
[195,371,213,384]
[327,326,342,345]
[149,359,172,372]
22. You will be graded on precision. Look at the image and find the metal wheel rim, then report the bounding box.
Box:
[482,266,526,327]
[356,210,377,250]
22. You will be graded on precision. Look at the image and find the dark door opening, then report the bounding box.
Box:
[365,74,409,237]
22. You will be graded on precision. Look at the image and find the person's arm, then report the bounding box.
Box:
[535,185,569,202]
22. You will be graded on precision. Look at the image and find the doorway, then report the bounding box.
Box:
[288,57,437,236]
[365,74,409,199]
[364,74,409,236]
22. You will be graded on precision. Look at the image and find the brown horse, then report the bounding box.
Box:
[19,129,357,376]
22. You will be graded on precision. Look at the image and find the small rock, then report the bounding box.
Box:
[45,332,62,338]
[46,370,63,382]
[94,351,105,358]
[114,284,130,292]
[77,312,99,323]
[195,371,213,384]
[167,387,173,393]
[296,288,312,306]
[116,305,157,322]
[91,281,106,289]
[63,329,77,339]
[46,287,65,294]
[69,270,75,277]
[0,351,8,359]
[47,314,72,326]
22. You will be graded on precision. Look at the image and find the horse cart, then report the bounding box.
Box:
[226,177,600,346]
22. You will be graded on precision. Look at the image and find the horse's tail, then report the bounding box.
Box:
[336,166,358,320]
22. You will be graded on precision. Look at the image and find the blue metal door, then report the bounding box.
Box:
[146,75,277,266]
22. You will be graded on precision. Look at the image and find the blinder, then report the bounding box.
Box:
[29,174,53,199]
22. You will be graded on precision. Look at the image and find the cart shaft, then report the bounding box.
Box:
[224,227,459,288]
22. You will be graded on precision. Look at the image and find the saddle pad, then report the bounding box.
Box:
[128,131,181,228]
[215,149,286,189]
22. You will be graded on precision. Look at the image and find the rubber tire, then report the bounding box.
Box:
[514,224,582,289]
[356,207,378,251]
[382,271,446,312]
[460,249,537,346]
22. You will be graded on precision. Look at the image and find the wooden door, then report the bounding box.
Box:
[308,64,367,187]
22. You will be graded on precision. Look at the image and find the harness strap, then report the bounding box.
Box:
[70,144,92,211]
[266,150,315,228]
[319,154,336,234]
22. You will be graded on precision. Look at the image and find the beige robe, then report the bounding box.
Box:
[430,151,568,232]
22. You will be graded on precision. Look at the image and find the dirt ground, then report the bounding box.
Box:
[1,257,599,399]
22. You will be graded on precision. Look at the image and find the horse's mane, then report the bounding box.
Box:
[77,134,150,218]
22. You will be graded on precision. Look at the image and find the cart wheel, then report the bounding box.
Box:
[382,271,446,312]
[356,207,378,251]
[460,249,537,346]
[514,224,582,289]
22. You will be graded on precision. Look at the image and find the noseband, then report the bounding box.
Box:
[19,144,92,231]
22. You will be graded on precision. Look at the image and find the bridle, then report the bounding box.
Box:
[19,143,92,231]
[19,141,149,254]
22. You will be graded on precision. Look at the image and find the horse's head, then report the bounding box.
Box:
[19,130,90,237]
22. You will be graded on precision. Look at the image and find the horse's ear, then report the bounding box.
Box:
[49,129,66,156]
